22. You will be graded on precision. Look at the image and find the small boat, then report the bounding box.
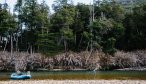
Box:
[10,71,31,80]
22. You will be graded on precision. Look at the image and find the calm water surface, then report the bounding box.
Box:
[1,70,146,80]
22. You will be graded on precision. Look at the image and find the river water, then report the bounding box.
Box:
[1,70,146,80]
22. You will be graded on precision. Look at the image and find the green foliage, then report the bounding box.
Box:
[91,18,123,54]
[52,0,73,11]
[36,33,63,56]
[103,37,116,55]
[120,4,146,50]
[14,0,51,52]
[1,0,146,56]
[0,5,17,51]
[0,9,16,35]
[100,1,125,22]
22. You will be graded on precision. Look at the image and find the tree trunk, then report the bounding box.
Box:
[74,33,76,45]
[64,39,67,53]
[78,35,83,49]
[15,35,19,52]
[3,39,8,52]
[85,49,93,65]
[86,41,90,51]
[42,26,44,35]
[0,35,1,49]
[37,45,39,53]
[27,43,30,54]
[30,45,33,56]
[10,34,13,57]
[0,35,1,43]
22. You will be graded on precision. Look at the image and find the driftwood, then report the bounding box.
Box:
[0,50,146,71]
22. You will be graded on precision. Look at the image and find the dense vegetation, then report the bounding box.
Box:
[0,0,146,71]
[0,0,146,55]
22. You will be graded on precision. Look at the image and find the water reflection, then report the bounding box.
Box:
[1,70,146,80]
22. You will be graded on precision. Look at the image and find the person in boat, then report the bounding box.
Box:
[16,70,23,75]
[27,71,30,75]
[11,71,31,79]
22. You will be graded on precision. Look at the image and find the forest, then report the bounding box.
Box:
[0,0,146,71]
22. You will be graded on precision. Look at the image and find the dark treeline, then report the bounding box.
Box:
[0,0,146,56]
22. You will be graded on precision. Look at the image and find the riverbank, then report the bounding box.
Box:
[1,50,146,71]
[116,67,146,71]
[0,80,146,84]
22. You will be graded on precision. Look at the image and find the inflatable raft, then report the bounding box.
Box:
[10,72,31,80]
